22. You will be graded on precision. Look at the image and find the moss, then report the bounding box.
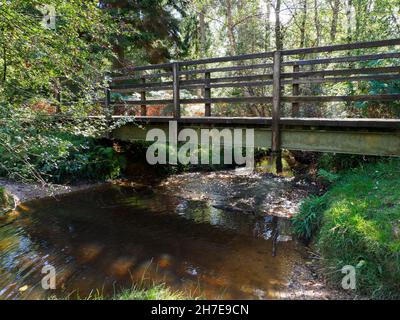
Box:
[292,159,400,299]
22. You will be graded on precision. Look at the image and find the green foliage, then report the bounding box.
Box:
[318,169,340,183]
[294,159,400,298]
[317,153,381,172]
[291,194,328,241]
[0,0,114,106]
[0,106,122,184]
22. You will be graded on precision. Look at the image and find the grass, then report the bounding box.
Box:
[114,284,190,300]
[52,282,202,300]
[292,159,400,299]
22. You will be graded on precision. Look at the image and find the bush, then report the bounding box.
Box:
[317,153,381,172]
[0,106,122,184]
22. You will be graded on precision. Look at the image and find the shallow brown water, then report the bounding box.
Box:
[0,171,310,299]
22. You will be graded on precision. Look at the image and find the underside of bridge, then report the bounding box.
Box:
[111,117,400,157]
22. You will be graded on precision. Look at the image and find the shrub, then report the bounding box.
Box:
[291,194,328,241]
[0,106,122,184]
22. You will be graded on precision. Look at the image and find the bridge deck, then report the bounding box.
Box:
[112,116,400,129]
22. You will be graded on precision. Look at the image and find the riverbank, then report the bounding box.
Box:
[292,159,400,299]
[0,178,102,206]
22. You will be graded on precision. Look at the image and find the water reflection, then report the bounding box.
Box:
[0,172,309,300]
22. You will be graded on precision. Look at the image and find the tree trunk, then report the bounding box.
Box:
[225,0,238,55]
[199,7,206,57]
[274,0,282,50]
[265,0,272,51]
[346,0,353,43]
[314,0,321,46]
[330,0,340,42]
[299,0,308,48]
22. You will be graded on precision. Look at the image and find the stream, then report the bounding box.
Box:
[0,170,316,299]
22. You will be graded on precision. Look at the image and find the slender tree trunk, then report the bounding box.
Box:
[199,7,206,57]
[226,0,238,55]
[1,28,6,83]
[274,0,282,50]
[314,0,321,46]
[346,0,353,43]
[330,0,340,42]
[265,0,272,51]
[299,0,308,48]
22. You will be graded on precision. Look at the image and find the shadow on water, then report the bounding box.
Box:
[0,171,311,300]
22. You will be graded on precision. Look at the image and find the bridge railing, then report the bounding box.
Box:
[108,38,400,118]
[106,39,400,171]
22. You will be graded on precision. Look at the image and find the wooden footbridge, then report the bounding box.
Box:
[105,39,400,171]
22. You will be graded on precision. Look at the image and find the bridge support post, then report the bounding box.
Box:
[173,62,181,119]
[204,72,211,116]
[271,50,283,173]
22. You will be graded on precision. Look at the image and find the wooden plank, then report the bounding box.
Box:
[112,99,173,106]
[173,62,181,119]
[283,73,400,85]
[282,66,400,79]
[112,72,172,82]
[282,38,400,56]
[122,62,173,72]
[104,88,112,121]
[292,64,300,117]
[282,94,400,102]
[108,93,400,106]
[179,51,274,67]
[204,72,211,116]
[180,63,273,76]
[181,97,273,104]
[113,116,400,129]
[283,52,400,67]
[111,96,273,106]
[140,78,146,116]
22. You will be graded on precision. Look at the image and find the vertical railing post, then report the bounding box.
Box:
[55,88,61,114]
[291,64,300,117]
[104,87,111,122]
[172,62,181,119]
[271,50,283,173]
[54,77,61,114]
[204,71,211,116]
[140,77,147,116]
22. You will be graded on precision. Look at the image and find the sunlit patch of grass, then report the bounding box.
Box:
[292,159,400,299]
[115,284,188,300]
[51,283,201,300]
